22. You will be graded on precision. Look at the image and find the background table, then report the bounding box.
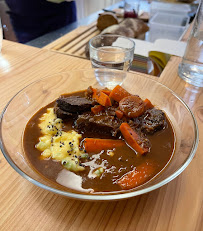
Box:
[0,40,202,231]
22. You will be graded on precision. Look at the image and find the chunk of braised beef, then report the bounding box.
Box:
[104,105,118,116]
[136,129,151,152]
[74,112,122,137]
[56,96,93,113]
[54,105,74,120]
[137,108,167,134]
[128,119,140,130]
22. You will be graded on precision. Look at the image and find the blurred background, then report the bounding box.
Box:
[0,0,121,42]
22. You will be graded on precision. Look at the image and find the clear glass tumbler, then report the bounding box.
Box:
[89,34,135,71]
[178,1,203,87]
[89,34,135,88]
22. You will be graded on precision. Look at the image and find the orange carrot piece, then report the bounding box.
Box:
[115,110,124,119]
[92,88,99,101]
[91,105,104,114]
[117,160,156,189]
[101,89,111,96]
[119,95,145,118]
[84,138,125,153]
[92,88,112,107]
[120,123,149,154]
[109,85,131,102]
[98,92,112,106]
[144,98,154,110]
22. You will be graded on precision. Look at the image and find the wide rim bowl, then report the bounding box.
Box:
[0,70,199,201]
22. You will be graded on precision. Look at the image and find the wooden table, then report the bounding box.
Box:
[0,40,202,231]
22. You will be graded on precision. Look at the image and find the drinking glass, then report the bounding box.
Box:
[89,34,135,88]
[178,1,203,87]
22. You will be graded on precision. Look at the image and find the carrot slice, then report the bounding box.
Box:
[109,85,131,102]
[119,95,145,118]
[92,88,112,107]
[91,105,104,114]
[117,160,156,190]
[83,138,125,153]
[144,98,154,110]
[98,92,112,106]
[115,110,124,119]
[101,89,111,96]
[92,88,99,101]
[120,123,149,154]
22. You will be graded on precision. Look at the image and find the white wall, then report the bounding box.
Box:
[76,0,121,20]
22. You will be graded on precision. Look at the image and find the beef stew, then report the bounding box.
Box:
[23,85,175,194]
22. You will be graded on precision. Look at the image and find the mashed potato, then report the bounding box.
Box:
[36,108,85,172]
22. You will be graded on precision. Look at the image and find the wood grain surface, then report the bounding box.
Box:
[0,40,202,231]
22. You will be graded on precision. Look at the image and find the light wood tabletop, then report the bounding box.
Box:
[0,40,202,231]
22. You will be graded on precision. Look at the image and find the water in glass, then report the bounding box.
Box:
[178,1,203,87]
